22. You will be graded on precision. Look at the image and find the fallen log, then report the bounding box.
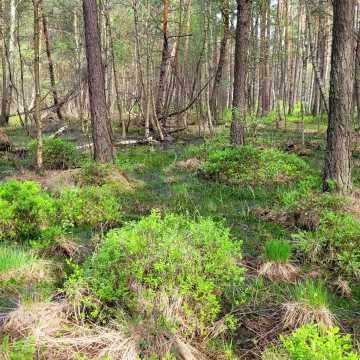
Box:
[49,125,69,139]
[76,137,159,151]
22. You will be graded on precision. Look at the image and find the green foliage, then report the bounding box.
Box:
[263,325,359,360]
[58,185,122,229]
[1,336,36,360]
[0,180,55,242]
[291,279,331,309]
[66,211,245,336]
[200,145,308,187]
[264,240,291,263]
[29,137,80,170]
[78,161,114,186]
[296,211,360,279]
[0,245,36,273]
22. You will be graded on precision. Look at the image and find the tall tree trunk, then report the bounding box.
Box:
[40,0,63,120]
[355,17,360,127]
[230,0,251,145]
[33,0,43,173]
[82,0,113,162]
[156,0,170,121]
[323,0,355,194]
[210,0,229,122]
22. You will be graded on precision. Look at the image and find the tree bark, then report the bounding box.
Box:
[210,0,229,122]
[156,0,170,121]
[230,0,251,145]
[40,0,63,121]
[33,0,43,173]
[323,0,355,194]
[82,0,113,162]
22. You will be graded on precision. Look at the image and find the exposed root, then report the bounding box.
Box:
[282,301,336,329]
[259,262,299,282]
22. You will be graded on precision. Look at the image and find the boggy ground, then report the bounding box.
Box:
[0,116,360,359]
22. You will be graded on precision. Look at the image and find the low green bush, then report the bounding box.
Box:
[199,146,308,187]
[296,211,360,279]
[29,138,80,170]
[66,211,245,337]
[0,180,55,242]
[262,325,359,360]
[58,185,122,229]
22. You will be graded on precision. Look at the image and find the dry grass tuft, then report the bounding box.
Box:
[3,301,138,359]
[3,300,209,360]
[176,158,201,172]
[259,262,299,282]
[282,301,336,329]
[333,278,352,298]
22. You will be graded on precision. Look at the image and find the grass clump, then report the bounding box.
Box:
[265,240,291,263]
[262,324,359,360]
[199,145,308,187]
[29,137,80,170]
[0,245,36,274]
[0,245,56,286]
[0,180,55,242]
[260,240,298,282]
[66,211,245,357]
[283,279,335,329]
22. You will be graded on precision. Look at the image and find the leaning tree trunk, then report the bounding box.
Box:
[82,0,113,163]
[230,0,252,145]
[323,0,355,194]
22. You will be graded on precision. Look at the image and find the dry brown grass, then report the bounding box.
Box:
[282,301,336,329]
[333,278,352,298]
[259,262,299,282]
[3,300,209,360]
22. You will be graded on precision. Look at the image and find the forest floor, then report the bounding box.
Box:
[0,114,360,359]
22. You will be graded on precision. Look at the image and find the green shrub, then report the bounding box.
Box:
[29,138,80,170]
[200,146,308,187]
[264,240,291,263]
[66,211,245,337]
[1,336,36,360]
[296,211,360,279]
[262,325,359,360]
[0,180,55,242]
[58,185,122,229]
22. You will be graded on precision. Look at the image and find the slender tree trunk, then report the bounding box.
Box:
[40,0,63,120]
[323,0,355,194]
[230,0,252,145]
[156,0,170,121]
[210,0,229,122]
[82,0,113,162]
[33,0,43,173]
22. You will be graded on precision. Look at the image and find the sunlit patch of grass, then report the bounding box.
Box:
[0,245,36,274]
[264,240,291,263]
